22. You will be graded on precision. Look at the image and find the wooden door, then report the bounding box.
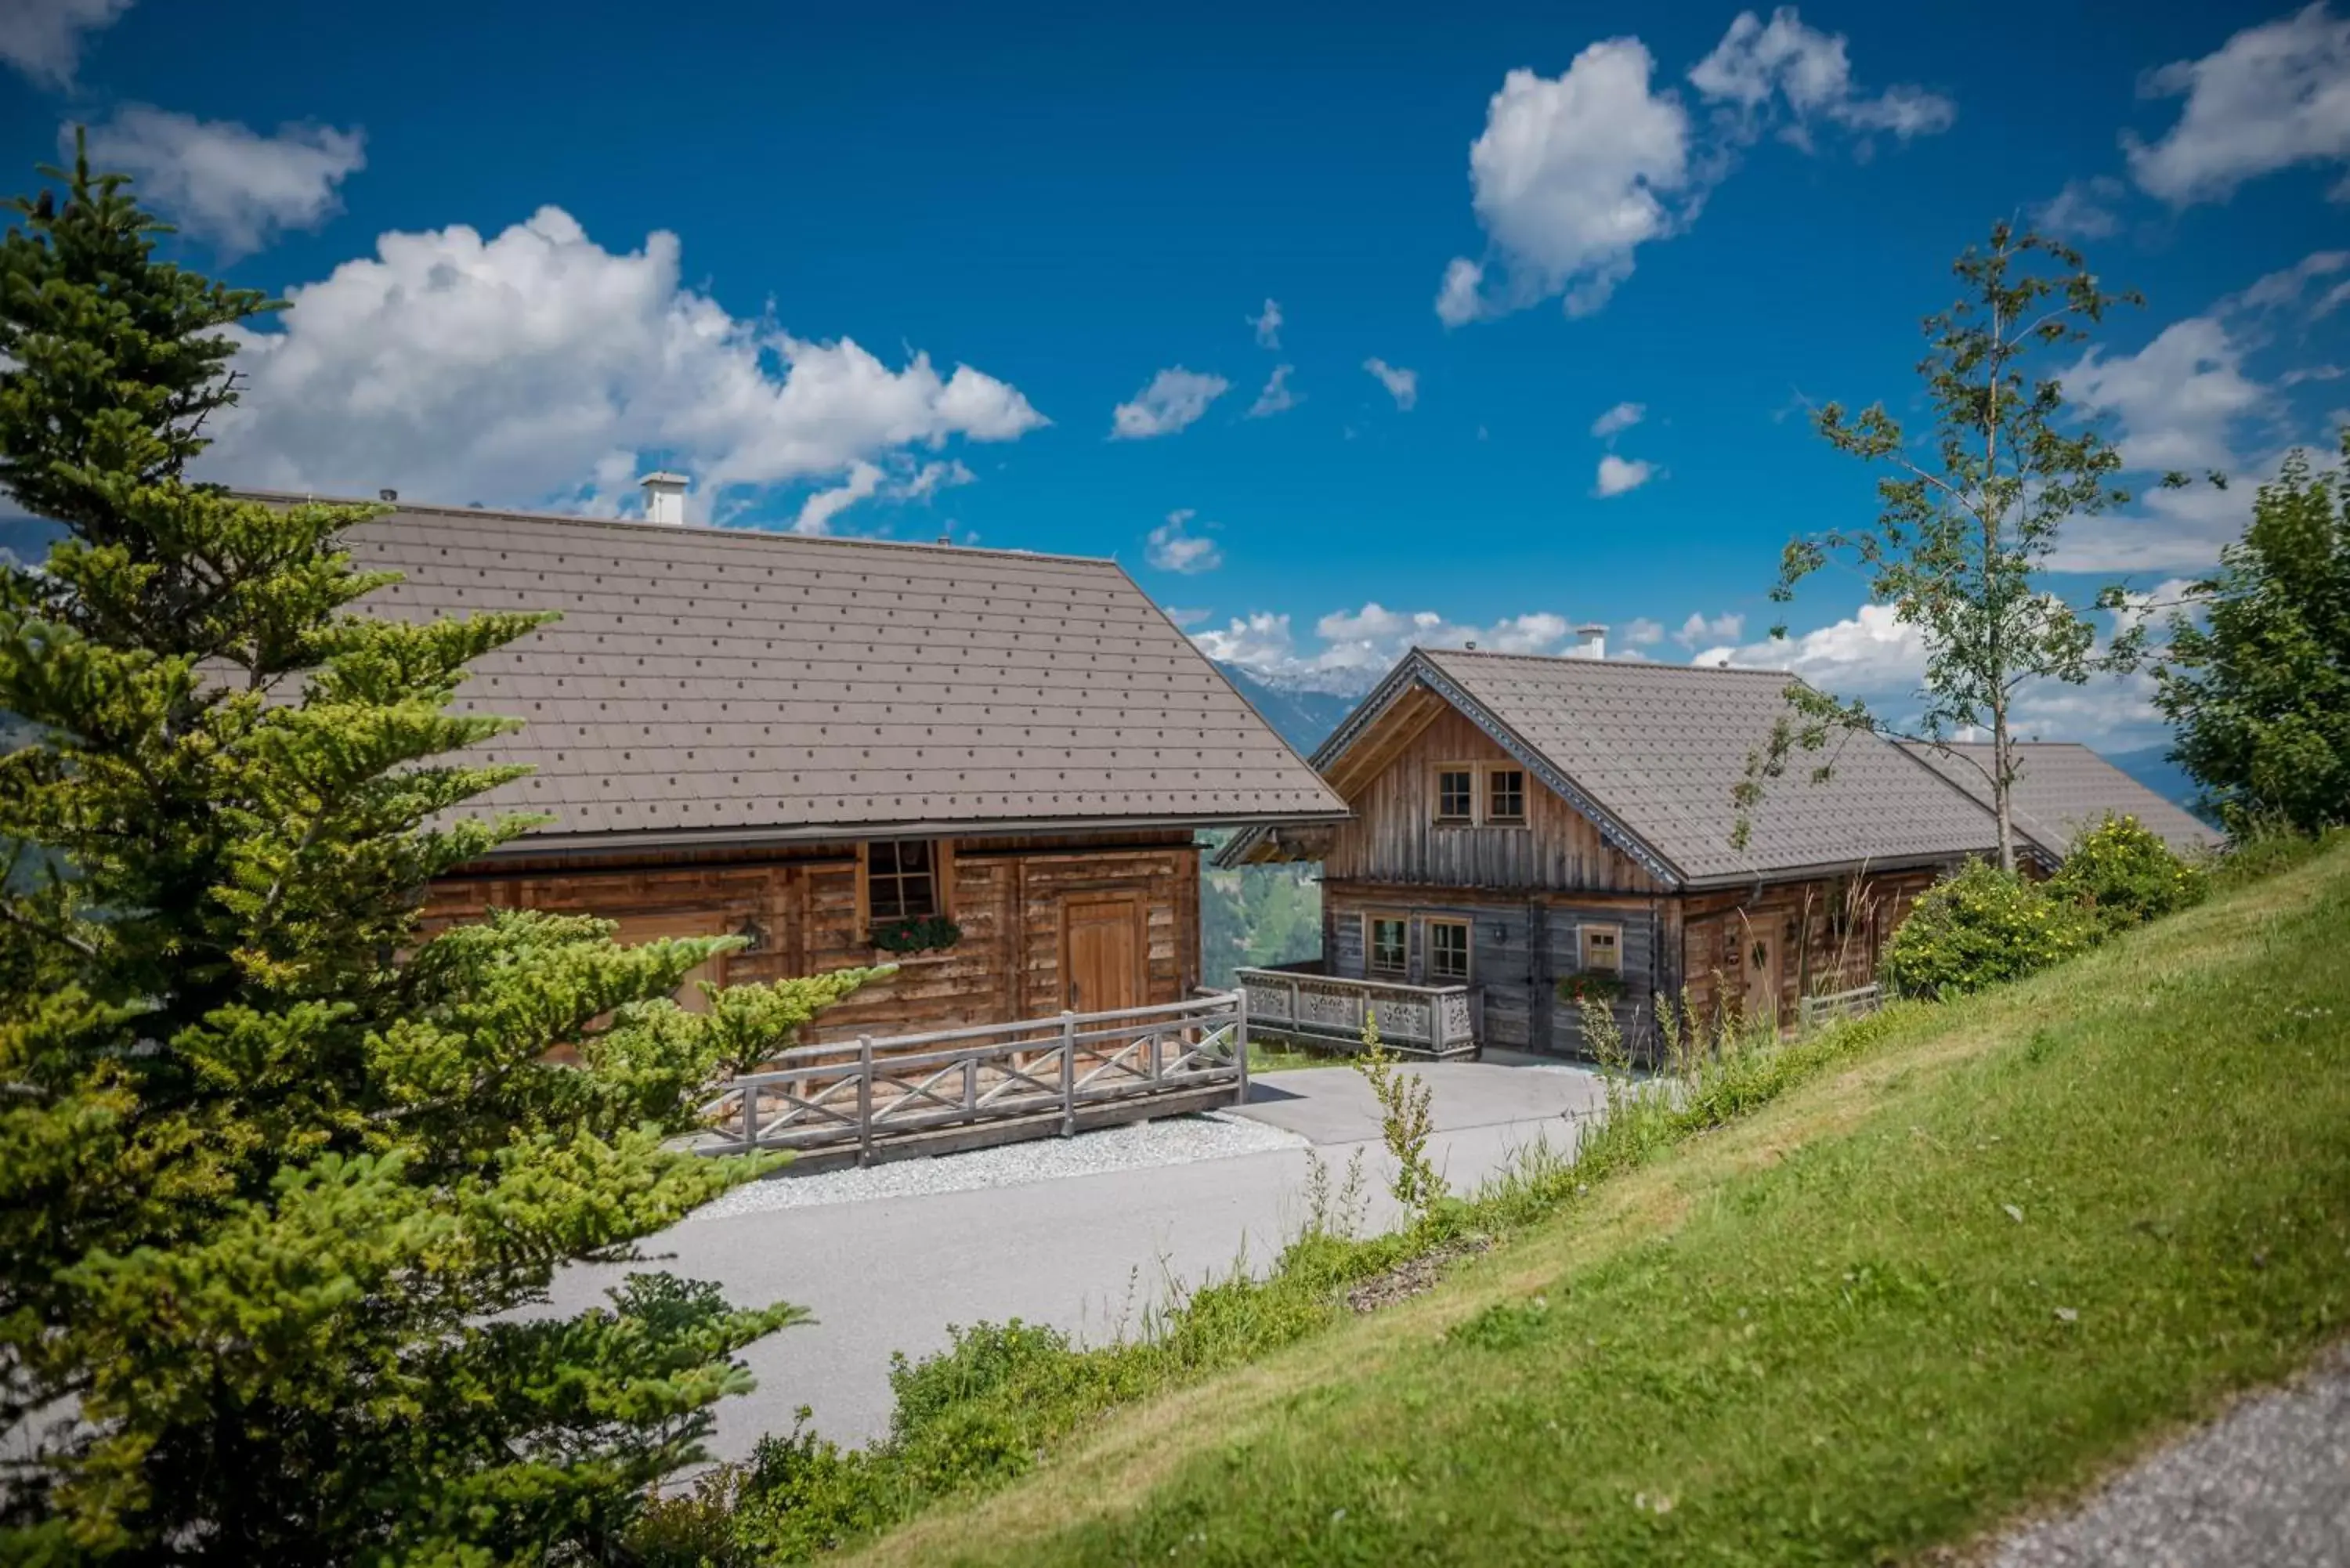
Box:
[1741,927,1780,1029]
[1061,896,1145,1014]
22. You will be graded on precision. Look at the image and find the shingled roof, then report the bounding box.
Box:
[313,495,1347,852]
[1221,647,2002,887]
[1900,742,2218,860]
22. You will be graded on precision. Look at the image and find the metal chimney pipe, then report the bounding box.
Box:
[1575,622,1607,659]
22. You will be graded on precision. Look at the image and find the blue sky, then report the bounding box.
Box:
[2,0,2346,744]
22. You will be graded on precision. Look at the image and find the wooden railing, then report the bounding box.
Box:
[1798,982,1882,1030]
[1233,963,1480,1060]
[696,992,1248,1168]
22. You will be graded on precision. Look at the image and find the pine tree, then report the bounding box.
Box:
[0,137,873,1562]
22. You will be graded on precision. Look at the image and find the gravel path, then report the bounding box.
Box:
[692,1110,1309,1219]
[1985,1343,2350,1567]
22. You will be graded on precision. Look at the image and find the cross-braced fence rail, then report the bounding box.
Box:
[694,992,1250,1170]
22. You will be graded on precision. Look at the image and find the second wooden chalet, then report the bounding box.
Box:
[316,488,1348,1047]
[1217,647,2007,1055]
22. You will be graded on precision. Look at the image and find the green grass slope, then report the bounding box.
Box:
[851,845,2350,1567]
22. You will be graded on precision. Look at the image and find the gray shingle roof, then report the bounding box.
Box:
[1395,649,2001,885]
[1900,742,2218,859]
[316,496,1347,848]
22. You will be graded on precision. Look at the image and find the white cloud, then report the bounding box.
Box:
[2125,3,2350,205]
[1622,616,1666,646]
[793,461,883,535]
[1363,357,1418,410]
[1689,602,1927,700]
[1589,400,1647,439]
[1687,8,1956,145]
[2223,249,2350,315]
[1440,13,1942,326]
[1437,41,1695,325]
[1111,367,1229,439]
[1144,509,1223,574]
[2063,315,2267,472]
[2034,175,2127,240]
[1593,453,1656,496]
[1160,605,1212,629]
[1192,602,1580,693]
[74,108,366,262]
[1249,298,1283,349]
[2282,363,2346,386]
[0,0,131,88]
[203,205,1047,518]
[1247,363,1299,418]
[902,458,975,500]
[1673,610,1744,648]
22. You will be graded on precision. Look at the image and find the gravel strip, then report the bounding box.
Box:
[690,1111,1311,1219]
[1983,1343,2350,1567]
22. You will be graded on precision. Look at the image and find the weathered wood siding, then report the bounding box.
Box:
[419,829,1202,1048]
[1675,866,1943,1028]
[1323,708,1662,894]
[1323,880,1669,1054]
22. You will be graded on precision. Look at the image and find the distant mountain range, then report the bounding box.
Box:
[1213,660,2213,822]
[1213,663,1357,757]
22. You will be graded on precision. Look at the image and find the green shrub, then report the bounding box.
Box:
[2210,819,2350,891]
[1881,861,2096,999]
[2050,813,2209,933]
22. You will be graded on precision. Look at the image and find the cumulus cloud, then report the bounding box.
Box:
[1144,509,1223,574]
[1688,602,1927,699]
[1622,616,1667,646]
[74,109,367,262]
[1247,363,1300,418]
[1192,602,1581,693]
[2063,315,2267,473]
[793,461,884,535]
[1687,7,1956,146]
[1594,453,1656,496]
[202,205,1047,519]
[1438,12,1946,325]
[2125,3,2350,205]
[1249,298,1284,349]
[1589,400,1647,439]
[1363,357,1418,410]
[1111,367,1229,439]
[1160,605,1213,629]
[1436,41,1695,325]
[1673,610,1744,648]
[2034,175,2127,240]
[0,0,131,87]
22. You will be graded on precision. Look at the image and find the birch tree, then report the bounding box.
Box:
[1735,222,2196,872]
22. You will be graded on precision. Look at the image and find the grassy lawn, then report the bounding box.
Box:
[1246,1039,1336,1074]
[847,845,2350,1566]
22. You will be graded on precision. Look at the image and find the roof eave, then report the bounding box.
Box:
[1675,846,1998,890]
[477,807,1354,860]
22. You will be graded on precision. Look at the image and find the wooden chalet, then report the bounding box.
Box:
[1217,648,2014,1056]
[320,490,1348,1049]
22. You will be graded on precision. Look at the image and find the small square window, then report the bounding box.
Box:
[1428,919,1470,981]
[1368,916,1408,975]
[1436,768,1474,823]
[1580,923,1622,974]
[1487,768,1527,824]
[868,839,939,922]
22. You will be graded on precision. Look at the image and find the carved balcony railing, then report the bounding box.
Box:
[1232,963,1481,1060]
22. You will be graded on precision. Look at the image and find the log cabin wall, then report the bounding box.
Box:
[1322,706,1663,894]
[418,827,1202,1050]
[1674,867,1943,1031]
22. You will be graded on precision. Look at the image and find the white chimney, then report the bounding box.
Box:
[639,471,689,526]
[1575,621,1607,660]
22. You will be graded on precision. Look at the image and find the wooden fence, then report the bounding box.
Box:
[695,992,1249,1170]
[1798,982,1883,1031]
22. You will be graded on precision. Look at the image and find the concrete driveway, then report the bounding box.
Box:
[548,1059,1606,1458]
